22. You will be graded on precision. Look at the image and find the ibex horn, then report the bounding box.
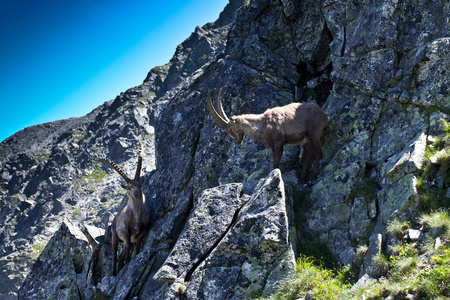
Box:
[207,90,229,129]
[99,157,132,184]
[216,88,230,123]
[134,145,143,181]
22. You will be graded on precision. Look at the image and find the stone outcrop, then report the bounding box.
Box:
[0,0,448,299]
[0,1,244,297]
[19,222,91,300]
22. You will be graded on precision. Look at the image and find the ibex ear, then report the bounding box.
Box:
[139,178,145,186]
[121,184,128,189]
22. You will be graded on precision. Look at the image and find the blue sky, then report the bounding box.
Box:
[0,0,229,143]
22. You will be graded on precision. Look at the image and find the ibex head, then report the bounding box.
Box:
[207,89,245,145]
[99,146,144,198]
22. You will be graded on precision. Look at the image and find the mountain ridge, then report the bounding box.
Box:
[1,0,449,299]
[0,1,245,297]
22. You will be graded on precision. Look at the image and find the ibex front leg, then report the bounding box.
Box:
[272,142,284,169]
[118,233,132,274]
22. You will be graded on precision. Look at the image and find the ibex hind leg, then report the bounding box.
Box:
[299,143,315,180]
[309,137,323,177]
[111,230,119,276]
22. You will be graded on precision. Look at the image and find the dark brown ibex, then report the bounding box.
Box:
[207,89,328,178]
[99,146,150,276]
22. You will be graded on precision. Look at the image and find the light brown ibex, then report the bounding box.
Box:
[207,88,328,178]
[99,146,150,276]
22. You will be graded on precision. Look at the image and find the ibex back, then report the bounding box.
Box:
[99,146,150,276]
[207,88,328,178]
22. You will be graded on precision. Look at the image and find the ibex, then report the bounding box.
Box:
[207,88,328,178]
[99,146,150,276]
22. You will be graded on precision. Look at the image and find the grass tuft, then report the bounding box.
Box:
[372,253,390,277]
[386,219,410,239]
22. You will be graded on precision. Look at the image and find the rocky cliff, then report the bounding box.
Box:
[1,0,449,299]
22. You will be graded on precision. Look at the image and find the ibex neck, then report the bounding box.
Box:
[235,115,265,142]
[128,194,146,216]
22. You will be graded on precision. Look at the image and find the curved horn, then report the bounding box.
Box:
[99,157,132,183]
[134,145,143,181]
[207,90,229,128]
[216,88,230,123]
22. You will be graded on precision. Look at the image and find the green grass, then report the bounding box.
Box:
[417,118,450,211]
[388,244,419,281]
[420,210,450,241]
[361,118,450,298]
[30,242,47,260]
[34,149,51,162]
[84,168,109,184]
[296,238,338,270]
[70,207,82,220]
[362,212,450,299]
[420,211,450,230]
[268,256,350,300]
[371,252,390,277]
[348,174,380,203]
[262,211,450,300]
[386,219,410,239]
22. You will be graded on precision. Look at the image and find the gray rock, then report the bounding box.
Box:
[186,169,295,300]
[435,237,443,250]
[386,133,427,181]
[1,0,449,297]
[18,222,89,300]
[153,183,245,283]
[408,229,422,241]
[351,274,376,291]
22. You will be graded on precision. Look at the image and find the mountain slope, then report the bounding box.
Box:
[1,0,449,299]
[0,1,244,298]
